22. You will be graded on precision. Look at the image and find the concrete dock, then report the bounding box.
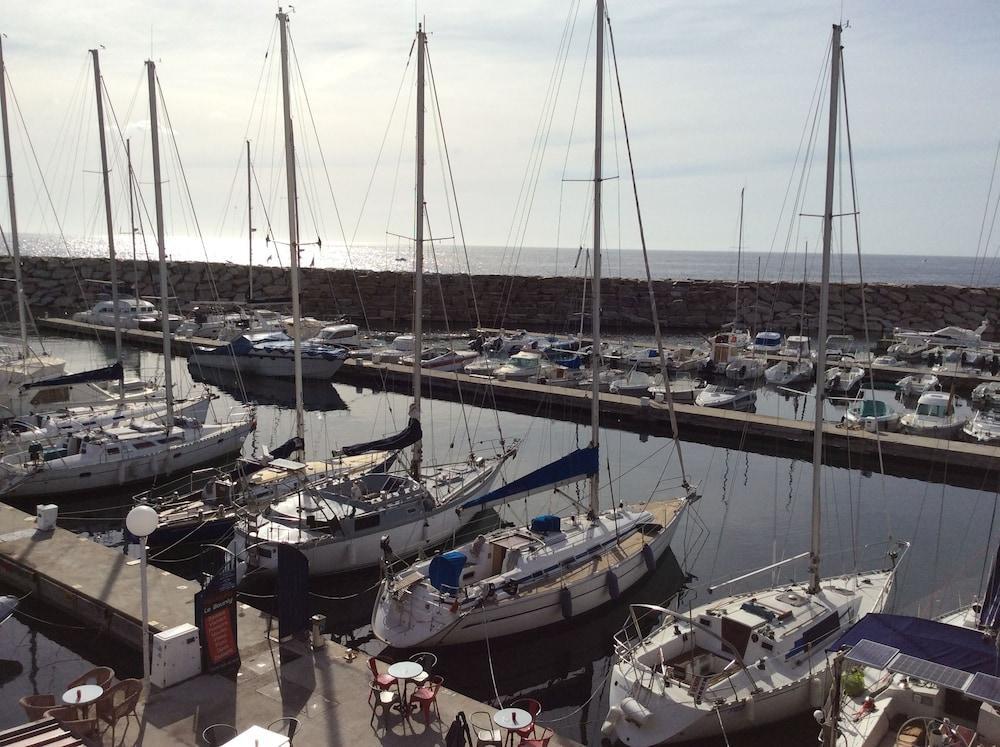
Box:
[0,501,581,745]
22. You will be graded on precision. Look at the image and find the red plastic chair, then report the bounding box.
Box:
[409,674,443,725]
[511,698,542,740]
[519,726,553,747]
[368,657,397,690]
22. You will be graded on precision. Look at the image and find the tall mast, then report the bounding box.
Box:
[588,0,604,517]
[127,139,140,303]
[410,24,426,479]
[146,60,173,424]
[0,39,29,360]
[91,49,124,400]
[808,24,842,595]
[247,139,254,302]
[734,187,743,327]
[277,9,305,449]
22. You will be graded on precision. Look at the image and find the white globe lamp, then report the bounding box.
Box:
[126,505,159,690]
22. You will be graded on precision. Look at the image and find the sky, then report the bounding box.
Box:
[2,0,1000,261]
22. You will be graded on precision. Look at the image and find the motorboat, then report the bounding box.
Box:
[887,340,930,361]
[752,331,783,353]
[493,351,546,382]
[189,332,348,379]
[899,391,965,438]
[724,356,764,382]
[578,368,625,393]
[610,370,659,397]
[778,335,811,358]
[764,359,815,386]
[962,409,1000,444]
[695,384,756,410]
[895,373,940,396]
[893,320,989,349]
[401,346,478,372]
[309,323,362,349]
[370,334,416,364]
[648,373,700,403]
[872,354,900,366]
[825,365,865,393]
[463,357,506,378]
[972,381,1000,407]
[73,297,182,331]
[845,398,901,433]
[825,334,855,359]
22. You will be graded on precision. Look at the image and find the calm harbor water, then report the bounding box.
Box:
[18,234,1000,286]
[1,334,996,745]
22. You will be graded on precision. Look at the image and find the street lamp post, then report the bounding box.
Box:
[126,505,159,690]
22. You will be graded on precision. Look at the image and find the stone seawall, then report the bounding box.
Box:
[1,256,995,337]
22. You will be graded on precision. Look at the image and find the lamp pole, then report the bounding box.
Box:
[126,505,159,690]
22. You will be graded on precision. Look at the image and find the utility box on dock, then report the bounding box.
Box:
[150,623,202,688]
[36,504,57,532]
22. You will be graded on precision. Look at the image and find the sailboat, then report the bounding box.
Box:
[230,12,513,577]
[0,57,254,499]
[602,26,908,745]
[371,1,692,648]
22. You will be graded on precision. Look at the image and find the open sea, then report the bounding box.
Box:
[16,234,1000,286]
[1,333,995,745]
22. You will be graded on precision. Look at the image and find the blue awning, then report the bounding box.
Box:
[461,446,598,510]
[829,614,1000,676]
[20,361,123,390]
[428,551,466,595]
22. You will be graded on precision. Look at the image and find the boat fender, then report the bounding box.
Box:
[606,571,620,599]
[809,676,824,707]
[745,693,756,722]
[600,706,622,737]
[560,587,573,620]
[620,696,652,726]
[502,579,519,596]
[642,544,656,572]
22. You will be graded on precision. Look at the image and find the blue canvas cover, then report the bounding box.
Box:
[20,361,123,390]
[530,515,561,534]
[829,614,1000,675]
[428,551,466,595]
[461,447,598,510]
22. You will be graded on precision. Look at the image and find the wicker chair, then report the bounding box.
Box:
[96,678,142,744]
[18,694,56,722]
[44,705,98,741]
[66,666,115,690]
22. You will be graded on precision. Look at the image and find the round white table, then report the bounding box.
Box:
[387,661,425,713]
[62,685,103,706]
[493,708,532,746]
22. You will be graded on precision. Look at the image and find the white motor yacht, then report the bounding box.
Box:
[895,373,939,396]
[899,391,965,438]
[610,370,659,397]
[371,335,416,364]
[778,335,812,359]
[962,410,1000,444]
[725,356,765,382]
[845,398,901,433]
[309,323,362,349]
[73,297,182,331]
[764,359,815,386]
[695,384,756,410]
[401,346,478,372]
[648,373,700,403]
[752,331,783,354]
[825,365,865,393]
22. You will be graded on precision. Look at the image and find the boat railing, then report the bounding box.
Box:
[133,463,238,507]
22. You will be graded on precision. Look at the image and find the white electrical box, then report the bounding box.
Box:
[36,504,58,532]
[150,623,202,688]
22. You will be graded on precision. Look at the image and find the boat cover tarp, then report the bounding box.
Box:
[20,361,123,390]
[341,418,421,457]
[859,400,888,417]
[428,551,466,595]
[829,614,1000,675]
[982,547,1000,630]
[530,515,561,533]
[271,436,305,461]
[461,446,598,510]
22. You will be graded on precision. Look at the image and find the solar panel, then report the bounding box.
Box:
[888,653,973,691]
[845,639,900,669]
[965,672,1000,706]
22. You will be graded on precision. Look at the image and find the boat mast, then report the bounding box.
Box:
[91,49,124,400]
[246,139,254,302]
[0,39,29,361]
[146,60,174,424]
[127,140,140,304]
[588,0,604,518]
[808,24,842,595]
[734,187,743,328]
[277,9,305,449]
[410,24,426,479]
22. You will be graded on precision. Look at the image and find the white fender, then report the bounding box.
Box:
[601,706,622,737]
[621,696,653,727]
[810,675,825,707]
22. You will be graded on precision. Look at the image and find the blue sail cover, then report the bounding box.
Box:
[341,418,421,457]
[428,551,466,595]
[982,546,1000,630]
[20,361,123,390]
[461,446,598,510]
[829,614,1000,675]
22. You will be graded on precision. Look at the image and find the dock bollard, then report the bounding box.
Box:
[310,614,327,649]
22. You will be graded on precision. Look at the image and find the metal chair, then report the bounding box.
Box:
[510,698,542,740]
[410,674,444,725]
[369,682,399,726]
[470,710,503,746]
[518,725,554,747]
[202,723,238,746]
[267,716,300,745]
[368,657,397,690]
[409,651,438,685]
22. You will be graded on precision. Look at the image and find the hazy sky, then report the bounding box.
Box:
[3,1,1000,261]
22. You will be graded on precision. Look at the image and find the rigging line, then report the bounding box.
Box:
[979,489,1000,597]
[424,44,481,330]
[973,138,1000,283]
[607,12,688,487]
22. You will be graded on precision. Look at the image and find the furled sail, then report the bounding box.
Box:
[462,446,597,510]
[981,545,1000,631]
[20,361,123,390]
[340,418,422,457]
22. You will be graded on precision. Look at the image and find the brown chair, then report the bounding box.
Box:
[18,693,56,721]
[44,705,98,741]
[96,678,142,744]
[410,674,443,725]
[66,666,114,690]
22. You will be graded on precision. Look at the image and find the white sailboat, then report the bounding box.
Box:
[232,13,512,577]
[603,26,908,745]
[371,1,692,648]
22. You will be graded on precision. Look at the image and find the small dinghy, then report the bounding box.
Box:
[845,398,901,432]
[695,384,756,410]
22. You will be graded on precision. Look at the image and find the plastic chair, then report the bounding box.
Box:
[96,678,142,744]
[519,726,554,747]
[66,666,115,690]
[44,705,98,741]
[267,716,300,744]
[409,651,438,685]
[410,674,444,725]
[368,657,397,690]
[511,698,542,740]
[369,682,399,726]
[470,710,503,746]
[202,723,238,746]
[18,693,56,721]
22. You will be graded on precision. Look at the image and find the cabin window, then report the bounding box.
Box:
[354,514,380,531]
[107,447,120,455]
[30,387,70,406]
[133,442,154,450]
[79,472,91,478]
